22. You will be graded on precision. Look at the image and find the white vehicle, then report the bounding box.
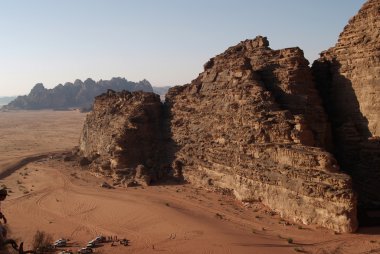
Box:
[86,241,96,248]
[93,236,106,243]
[54,239,67,248]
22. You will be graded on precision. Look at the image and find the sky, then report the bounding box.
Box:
[0,0,367,96]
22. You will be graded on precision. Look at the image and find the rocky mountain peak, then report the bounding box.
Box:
[30,83,45,93]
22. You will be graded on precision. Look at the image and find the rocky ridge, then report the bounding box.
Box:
[77,0,380,232]
[312,0,380,209]
[4,77,153,110]
[165,37,357,233]
[79,37,358,232]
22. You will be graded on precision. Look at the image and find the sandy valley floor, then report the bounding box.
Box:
[0,110,380,254]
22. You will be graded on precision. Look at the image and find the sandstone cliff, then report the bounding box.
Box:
[4,77,153,110]
[312,0,380,209]
[78,37,359,232]
[166,36,357,232]
[79,90,163,186]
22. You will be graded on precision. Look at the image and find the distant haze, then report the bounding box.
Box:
[0,97,16,106]
[3,77,154,110]
[0,0,366,96]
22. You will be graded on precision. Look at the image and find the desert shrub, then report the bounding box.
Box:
[32,230,53,253]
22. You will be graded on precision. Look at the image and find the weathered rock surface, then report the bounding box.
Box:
[312,0,380,208]
[166,36,357,232]
[78,90,162,186]
[4,77,153,110]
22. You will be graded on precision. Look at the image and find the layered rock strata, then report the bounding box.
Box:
[79,90,162,186]
[312,0,380,208]
[166,36,357,232]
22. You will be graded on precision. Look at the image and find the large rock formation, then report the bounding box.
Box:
[79,90,163,186]
[166,36,357,232]
[312,0,380,210]
[75,0,380,232]
[4,77,153,110]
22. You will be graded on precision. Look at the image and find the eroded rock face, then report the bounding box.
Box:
[79,90,162,186]
[166,36,357,232]
[312,0,380,208]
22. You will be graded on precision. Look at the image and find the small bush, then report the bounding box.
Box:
[287,238,293,244]
[215,213,224,219]
[32,230,53,253]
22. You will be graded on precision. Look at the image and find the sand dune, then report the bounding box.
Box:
[0,110,380,254]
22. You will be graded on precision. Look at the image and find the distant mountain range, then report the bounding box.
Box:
[0,96,16,106]
[3,77,159,110]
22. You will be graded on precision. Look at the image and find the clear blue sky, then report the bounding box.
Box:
[0,0,366,96]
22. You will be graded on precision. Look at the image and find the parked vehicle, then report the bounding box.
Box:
[54,239,67,243]
[86,241,96,248]
[54,239,67,248]
[94,235,106,243]
[77,247,93,254]
[120,238,129,246]
[58,251,73,254]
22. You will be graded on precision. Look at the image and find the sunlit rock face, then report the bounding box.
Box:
[79,90,163,186]
[166,36,357,233]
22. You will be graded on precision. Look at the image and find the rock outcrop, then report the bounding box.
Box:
[166,36,357,232]
[77,37,361,232]
[79,90,162,186]
[312,0,380,209]
[75,0,380,232]
[4,77,153,110]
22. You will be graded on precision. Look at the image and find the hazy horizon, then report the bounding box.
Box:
[0,0,367,96]
[0,77,167,97]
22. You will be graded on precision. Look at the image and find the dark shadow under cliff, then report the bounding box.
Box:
[312,59,380,226]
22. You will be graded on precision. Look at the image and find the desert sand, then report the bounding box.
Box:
[0,110,379,254]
